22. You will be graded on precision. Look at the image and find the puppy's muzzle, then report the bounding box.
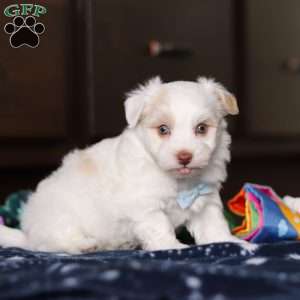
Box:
[177,150,193,166]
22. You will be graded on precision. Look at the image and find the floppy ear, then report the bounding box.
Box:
[197,77,239,115]
[124,76,162,128]
[124,94,145,129]
[216,89,239,115]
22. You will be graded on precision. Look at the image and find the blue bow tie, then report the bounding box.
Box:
[177,183,215,209]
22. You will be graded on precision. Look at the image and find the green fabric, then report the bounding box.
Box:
[235,201,260,239]
[223,207,242,231]
[250,201,259,233]
[0,191,31,228]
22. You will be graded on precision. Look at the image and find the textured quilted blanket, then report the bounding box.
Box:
[1,241,300,300]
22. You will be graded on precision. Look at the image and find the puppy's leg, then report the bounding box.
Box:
[31,227,97,254]
[187,203,245,245]
[24,215,97,254]
[134,211,186,251]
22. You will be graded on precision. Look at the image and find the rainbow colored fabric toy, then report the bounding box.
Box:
[226,183,300,243]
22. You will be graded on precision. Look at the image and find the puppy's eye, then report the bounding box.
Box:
[158,124,171,136]
[195,123,208,135]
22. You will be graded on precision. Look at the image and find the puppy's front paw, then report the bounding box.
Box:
[172,242,189,250]
[233,238,258,252]
[196,233,252,246]
[144,241,188,251]
[198,235,258,253]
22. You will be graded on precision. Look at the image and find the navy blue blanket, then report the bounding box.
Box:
[1,242,300,300]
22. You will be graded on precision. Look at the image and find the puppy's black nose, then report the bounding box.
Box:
[177,151,193,166]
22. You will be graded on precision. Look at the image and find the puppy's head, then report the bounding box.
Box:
[124,77,238,178]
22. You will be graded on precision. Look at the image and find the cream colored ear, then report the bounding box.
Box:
[124,76,162,128]
[216,89,239,115]
[197,77,239,116]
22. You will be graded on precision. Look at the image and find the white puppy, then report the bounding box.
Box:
[0,77,242,253]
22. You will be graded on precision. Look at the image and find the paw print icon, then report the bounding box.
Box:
[4,16,45,48]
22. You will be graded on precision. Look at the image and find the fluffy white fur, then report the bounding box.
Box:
[0,77,244,253]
